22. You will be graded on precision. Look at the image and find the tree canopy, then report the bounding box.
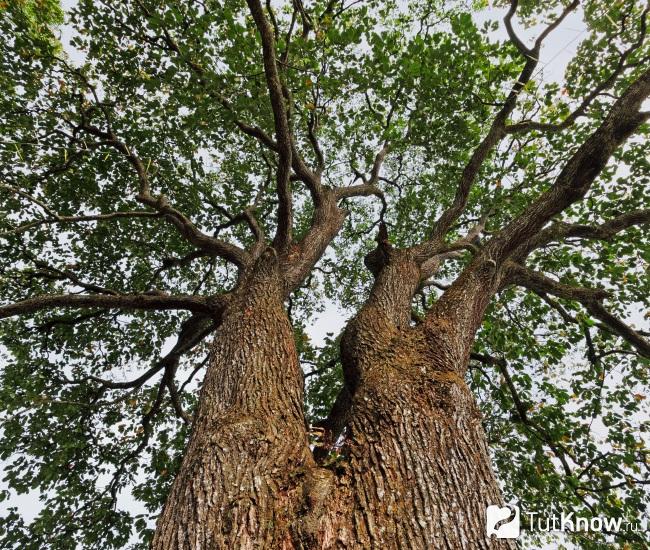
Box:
[0,0,649,548]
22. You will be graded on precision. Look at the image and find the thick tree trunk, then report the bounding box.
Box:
[309,254,515,549]
[153,251,514,549]
[333,338,514,549]
[152,252,314,549]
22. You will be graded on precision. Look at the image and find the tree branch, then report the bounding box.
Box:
[419,214,487,280]
[503,0,531,58]
[414,0,580,262]
[505,6,649,134]
[282,189,347,290]
[134,0,280,156]
[26,257,118,296]
[486,67,650,264]
[508,263,650,359]
[0,292,220,320]
[154,21,325,204]
[79,122,250,267]
[334,142,390,206]
[247,0,294,252]
[134,0,329,258]
[585,301,650,360]
[469,351,574,477]
[1,209,162,237]
[210,202,266,256]
[428,70,650,343]
[521,208,650,254]
[149,250,212,285]
[89,312,216,390]
[0,182,162,236]
[333,182,384,201]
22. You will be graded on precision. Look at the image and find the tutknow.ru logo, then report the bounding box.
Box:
[486,504,648,539]
[486,505,520,539]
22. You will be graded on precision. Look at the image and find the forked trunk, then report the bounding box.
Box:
[310,254,515,548]
[153,252,513,549]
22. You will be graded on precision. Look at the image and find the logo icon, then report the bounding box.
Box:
[486,504,520,539]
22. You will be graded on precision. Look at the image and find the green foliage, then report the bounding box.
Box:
[0,0,648,548]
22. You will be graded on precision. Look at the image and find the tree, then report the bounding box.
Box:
[1,0,649,548]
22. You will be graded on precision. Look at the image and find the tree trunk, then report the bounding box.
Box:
[152,251,314,549]
[308,253,515,549]
[153,251,514,549]
[332,336,515,549]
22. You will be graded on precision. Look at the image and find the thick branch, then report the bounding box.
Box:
[136,0,329,260]
[282,189,347,291]
[419,215,487,280]
[486,67,650,264]
[584,301,650,360]
[334,182,384,201]
[247,0,294,252]
[507,262,609,303]
[427,71,650,341]
[0,293,218,320]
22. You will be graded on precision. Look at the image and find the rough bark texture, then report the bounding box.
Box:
[153,248,514,549]
[320,252,514,549]
[153,251,314,549]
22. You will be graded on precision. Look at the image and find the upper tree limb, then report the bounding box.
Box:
[76,120,250,268]
[484,67,650,266]
[413,0,580,262]
[421,68,650,343]
[513,208,650,259]
[246,0,295,253]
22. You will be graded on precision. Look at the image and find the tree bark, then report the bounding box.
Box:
[307,252,515,549]
[153,249,514,549]
[152,250,314,549]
